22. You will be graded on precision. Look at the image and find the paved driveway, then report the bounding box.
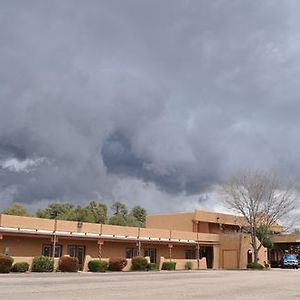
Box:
[0,269,299,300]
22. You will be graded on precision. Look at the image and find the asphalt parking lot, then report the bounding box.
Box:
[0,269,299,300]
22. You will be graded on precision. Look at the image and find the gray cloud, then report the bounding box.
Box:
[1,0,300,212]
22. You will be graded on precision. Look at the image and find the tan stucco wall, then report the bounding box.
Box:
[146,212,194,232]
[0,214,56,231]
[219,233,268,269]
[146,210,245,234]
[0,214,213,242]
[1,236,52,257]
[194,210,246,227]
[159,257,207,270]
[219,234,241,269]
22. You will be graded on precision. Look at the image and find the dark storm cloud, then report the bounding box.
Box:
[102,131,220,194]
[102,133,218,194]
[1,0,300,212]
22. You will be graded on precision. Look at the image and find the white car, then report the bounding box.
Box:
[281,254,299,269]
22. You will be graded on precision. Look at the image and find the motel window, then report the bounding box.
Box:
[68,245,76,258]
[42,245,52,257]
[126,248,138,259]
[42,244,62,258]
[185,250,196,259]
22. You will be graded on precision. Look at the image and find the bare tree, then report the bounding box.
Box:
[223,169,300,263]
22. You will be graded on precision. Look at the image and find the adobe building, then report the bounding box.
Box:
[0,209,269,271]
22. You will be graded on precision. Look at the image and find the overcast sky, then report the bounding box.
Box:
[1,0,300,213]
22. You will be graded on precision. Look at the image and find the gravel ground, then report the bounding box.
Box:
[0,269,299,300]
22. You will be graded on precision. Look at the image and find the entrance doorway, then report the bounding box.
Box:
[199,246,213,268]
[68,245,86,270]
[247,250,253,264]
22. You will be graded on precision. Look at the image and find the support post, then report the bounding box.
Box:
[97,241,104,260]
[137,227,141,256]
[168,244,173,262]
[196,243,200,269]
[213,245,220,269]
[193,221,199,232]
[52,219,57,260]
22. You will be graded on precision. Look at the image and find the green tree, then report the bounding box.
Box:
[2,203,30,216]
[36,203,74,219]
[111,201,128,216]
[86,201,107,224]
[124,214,141,227]
[256,225,274,250]
[71,206,95,222]
[108,215,127,226]
[131,206,146,227]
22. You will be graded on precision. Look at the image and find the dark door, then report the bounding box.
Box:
[199,246,213,269]
[77,246,85,270]
[144,248,157,263]
[68,245,86,270]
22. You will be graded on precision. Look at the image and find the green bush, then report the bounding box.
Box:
[162,261,176,271]
[0,253,14,273]
[108,257,127,271]
[88,260,108,272]
[58,256,78,272]
[11,262,29,273]
[131,256,148,271]
[247,262,264,270]
[185,261,193,270]
[31,256,54,272]
[146,263,157,271]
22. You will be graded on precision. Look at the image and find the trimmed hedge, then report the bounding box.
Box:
[11,262,29,273]
[108,257,127,271]
[162,261,176,271]
[131,256,148,271]
[247,262,264,270]
[58,256,79,272]
[31,256,54,272]
[0,253,14,273]
[146,263,157,271]
[185,261,193,270]
[88,260,108,272]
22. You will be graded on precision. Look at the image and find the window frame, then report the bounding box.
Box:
[42,244,62,258]
[126,247,138,259]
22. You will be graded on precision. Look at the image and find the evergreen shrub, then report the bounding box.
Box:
[131,256,148,271]
[88,260,108,272]
[31,256,54,272]
[146,263,157,271]
[11,262,29,273]
[185,261,193,270]
[247,262,264,270]
[162,261,176,271]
